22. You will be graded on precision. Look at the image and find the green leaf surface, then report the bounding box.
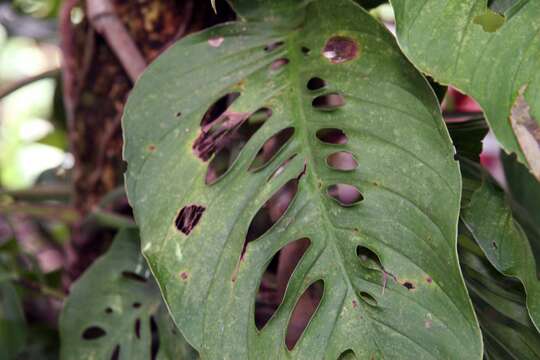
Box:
[124,0,481,358]
[60,229,197,360]
[390,0,540,180]
[0,280,26,360]
[459,242,540,359]
[461,177,540,331]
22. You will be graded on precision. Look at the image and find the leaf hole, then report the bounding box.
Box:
[306,77,326,91]
[132,302,141,309]
[121,271,147,283]
[327,184,363,206]
[176,111,182,117]
[264,41,284,52]
[245,178,299,247]
[322,36,359,64]
[150,316,160,360]
[326,152,358,171]
[356,245,383,271]
[110,345,120,360]
[200,92,241,127]
[316,128,348,145]
[338,349,357,359]
[268,154,299,182]
[175,205,206,235]
[270,58,289,71]
[208,36,224,47]
[301,46,311,55]
[206,108,272,184]
[134,318,141,339]
[255,238,311,330]
[286,280,324,350]
[312,93,345,111]
[82,326,106,340]
[105,307,113,314]
[249,127,295,171]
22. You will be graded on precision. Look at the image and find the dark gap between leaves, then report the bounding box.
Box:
[121,271,148,283]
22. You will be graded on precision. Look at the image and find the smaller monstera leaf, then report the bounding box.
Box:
[459,237,540,359]
[459,161,540,332]
[60,229,197,360]
[390,0,540,180]
[124,0,482,358]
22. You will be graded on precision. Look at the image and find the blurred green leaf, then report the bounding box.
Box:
[0,280,27,360]
[60,229,198,360]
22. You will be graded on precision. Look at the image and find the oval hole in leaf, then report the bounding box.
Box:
[200,92,241,126]
[249,127,295,171]
[322,36,359,64]
[175,205,206,235]
[245,178,299,246]
[111,345,120,360]
[206,108,272,184]
[286,280,324,350]
[306,77,326,91]
[316,128,348,144]
[255,238,311,330]
[312,93,345,111]
[338,349,356,360]
[326,151,358,171]
[150,316,159,360]
[356,245,383,271]
[327,184,363,206]
[270,58,289,71]
[268,154,299,182]
[134,318,141,339]
[82,326,107,340]
[301,46,311,55]
[264,41,284,52]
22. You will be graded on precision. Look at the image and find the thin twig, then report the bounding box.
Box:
[86,0,146,82]
[0,68,60,100]
[1,185,72,202]
[16,278,66,301]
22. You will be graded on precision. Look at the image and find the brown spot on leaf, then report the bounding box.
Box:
[426,276,433,284]
[147,144,156,152]
[402,281,415,291]
[352,300,358,308]
[193,111,250,161]
[510,85,540,180]
[180,271,189,280]
[322,36,359,64]
[175,205,205,235]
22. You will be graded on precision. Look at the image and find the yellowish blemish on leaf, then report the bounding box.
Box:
[510,85,540,181]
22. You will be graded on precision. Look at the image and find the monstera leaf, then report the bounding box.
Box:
[460,168,540,331]
[124,0,481,358]
[390,0,540,180]
[60,229,197,360]
[459,235,540,359]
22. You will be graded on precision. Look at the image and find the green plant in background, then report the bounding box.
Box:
[1,0,540,359]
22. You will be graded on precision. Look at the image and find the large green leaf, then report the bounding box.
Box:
[60,229,197,360]
[124,0,481,358]
[390,0,540,180]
